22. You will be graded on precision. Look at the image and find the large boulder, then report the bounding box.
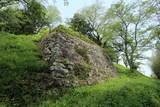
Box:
[40,25,116,87]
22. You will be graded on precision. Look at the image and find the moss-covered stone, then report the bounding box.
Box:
[52,25,96,44]
[74,62,93,80]
[40,25,116,87]
[75,46,89,63]
[63,58,70,65]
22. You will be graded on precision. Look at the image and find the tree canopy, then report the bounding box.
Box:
[0,0,61,34]
[68,0,158,71]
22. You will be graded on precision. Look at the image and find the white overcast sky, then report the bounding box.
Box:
[49,0,119,20]
[48,0,153,76]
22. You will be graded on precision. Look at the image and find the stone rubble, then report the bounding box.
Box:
[40,29,116,87]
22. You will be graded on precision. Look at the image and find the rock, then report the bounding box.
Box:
[40,25,116,87]
[44,48,51,54]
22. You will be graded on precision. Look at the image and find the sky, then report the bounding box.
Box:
[51,0,119,20]
[49,0,153,77]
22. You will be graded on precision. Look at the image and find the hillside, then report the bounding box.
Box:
[0,27,160,107]
[40,65,160,107]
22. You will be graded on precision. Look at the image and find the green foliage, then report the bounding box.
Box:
[0,31,47,106]
[68,13,94,37]
[151,49,160,79]
[46,5,61,32]
[0,31,160,106]
[63,58,70,65]
[0,0,19,8]
[24,0,49,34]
[114,64,130,73]
[74,62,93,80]
[0,7,24,34]
[40,64,160,107]
[76,3,105,44]
[103,48,119,63]
[0,104,6,107]
[152,27,160,49]
[52,25,96,44]
[114,64,143,78]
[75,47,89,62]
[0,0,50,35]
[102,0,156,71]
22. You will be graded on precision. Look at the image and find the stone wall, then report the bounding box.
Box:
[40,29,116,87]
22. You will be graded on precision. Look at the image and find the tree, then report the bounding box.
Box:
[0,0,32,9]
[151,0,160,49]
[0,0,51,34]
[79,2,105,44]
[68,13,94,38]
[46,5,61,32]
[23,0,49,34]
[151,48,160,79]
[152,0,160,25]
[0,7,25,34]
[102,0,156,71]
[0,0,19,9]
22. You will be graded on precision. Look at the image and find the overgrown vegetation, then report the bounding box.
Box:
[39,64,160,107]
[0,0,61,35]
[0,0,160,106]
[67,13,95,42]
[68,0,158,72]
[0,0,49,34]
[75,46,89,62]
[0,27,160,107]
[0,31,48,106]
[52,25,96,44]
[74,62,93,79]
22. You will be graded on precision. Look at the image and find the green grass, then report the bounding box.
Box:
[0,30,48,106]
[0,30,160,107]
[0,104,6,107]
[39,64,160,107]
[52,25,96,45]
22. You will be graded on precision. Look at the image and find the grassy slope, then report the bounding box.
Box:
[39,64,160,107]
[0,31,48,106]
[0,27,160,107]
